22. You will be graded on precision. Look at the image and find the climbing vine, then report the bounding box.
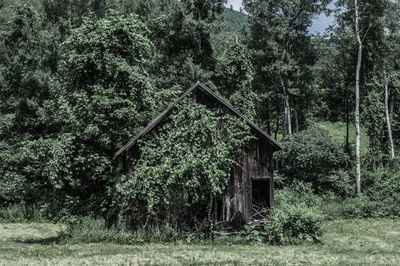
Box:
[115,96,253,226]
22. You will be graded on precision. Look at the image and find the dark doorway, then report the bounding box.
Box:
[252,179,271,219]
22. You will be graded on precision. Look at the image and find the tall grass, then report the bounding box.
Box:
[65,217,200,244]
[0,204,45,223]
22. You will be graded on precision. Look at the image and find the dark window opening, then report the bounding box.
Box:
[244,144,250,153]
[216,197,223,222]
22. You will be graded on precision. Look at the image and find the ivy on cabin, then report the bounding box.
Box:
[115,96,254,225]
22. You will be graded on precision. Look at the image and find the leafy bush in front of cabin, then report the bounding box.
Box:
[264,204,323,245]
[276,127,352,196]
[261,187,323,245]
[237,223,264,244]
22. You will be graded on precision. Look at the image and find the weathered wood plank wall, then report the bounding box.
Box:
[217,137,274,229]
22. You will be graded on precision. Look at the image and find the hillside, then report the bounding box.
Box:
[316,121,370,157]
[212,8,248,54]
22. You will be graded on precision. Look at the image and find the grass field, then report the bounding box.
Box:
[316,121,370,156]
[1,219,400,265]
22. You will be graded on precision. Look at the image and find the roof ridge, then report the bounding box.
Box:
[114,82,283,158]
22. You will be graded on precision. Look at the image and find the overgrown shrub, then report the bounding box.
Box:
[343,163,400,218]
[259,187,324,245]
[237,223,263,244]
[275,181,321,208]
[264,202,323,245]
[323,170,354,198]
[342,195,380,218]
[368,172,400,218]
[276,127,351,195]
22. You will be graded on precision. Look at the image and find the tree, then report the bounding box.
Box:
[41,0,109,37]
[0,3,62,206]
[243,0,330,139]
[312,26,356,153]
[0,3,55,136]
[336,0,387,192]
[382,0,400,160]
[214,38,257,119]
[38,10,155,217]
[384,68,394,159]
[140,0,227,90]
[354,0,362,194]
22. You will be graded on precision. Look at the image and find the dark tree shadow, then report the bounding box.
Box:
[15,234,66,245]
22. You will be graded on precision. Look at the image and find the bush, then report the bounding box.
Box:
[366,169,400,218]
[341,161,400,219]
[342,195,380,218]
[264,203,323,245]
[275,181,321,208]
[323,170,354,198]
[237,223,263,244]
[260,188,324,245]
[276,127,351,195]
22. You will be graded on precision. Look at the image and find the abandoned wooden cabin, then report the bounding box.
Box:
[114,81,283,229]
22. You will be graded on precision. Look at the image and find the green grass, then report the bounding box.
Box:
[315,121,370,156]
[272,121,370,156]
[1,220,400,265]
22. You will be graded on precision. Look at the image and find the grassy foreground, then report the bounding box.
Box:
[1,219,400,265]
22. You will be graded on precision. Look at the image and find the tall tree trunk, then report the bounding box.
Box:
[384,67,395,159]
[283,100,287,140]
[280,77,292,138]
[345,96,350,154]
[355,0,362,195]
[371,147,377,172]
[390,96,394,120]
[266,105,271,135]
[275,113,279,140]
[294,107,299,133]
[286,96,292,135]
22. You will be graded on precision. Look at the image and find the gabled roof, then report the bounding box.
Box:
[114,81,283,157]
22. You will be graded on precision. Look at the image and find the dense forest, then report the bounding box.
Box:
[0,0,400,243]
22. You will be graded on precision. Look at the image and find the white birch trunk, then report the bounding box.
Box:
[287,95,292,135]
[283,101,287,139]
[280,77,292,136]
[355,0,362,195]
[390,97,394,120]
[384,67,395,159]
